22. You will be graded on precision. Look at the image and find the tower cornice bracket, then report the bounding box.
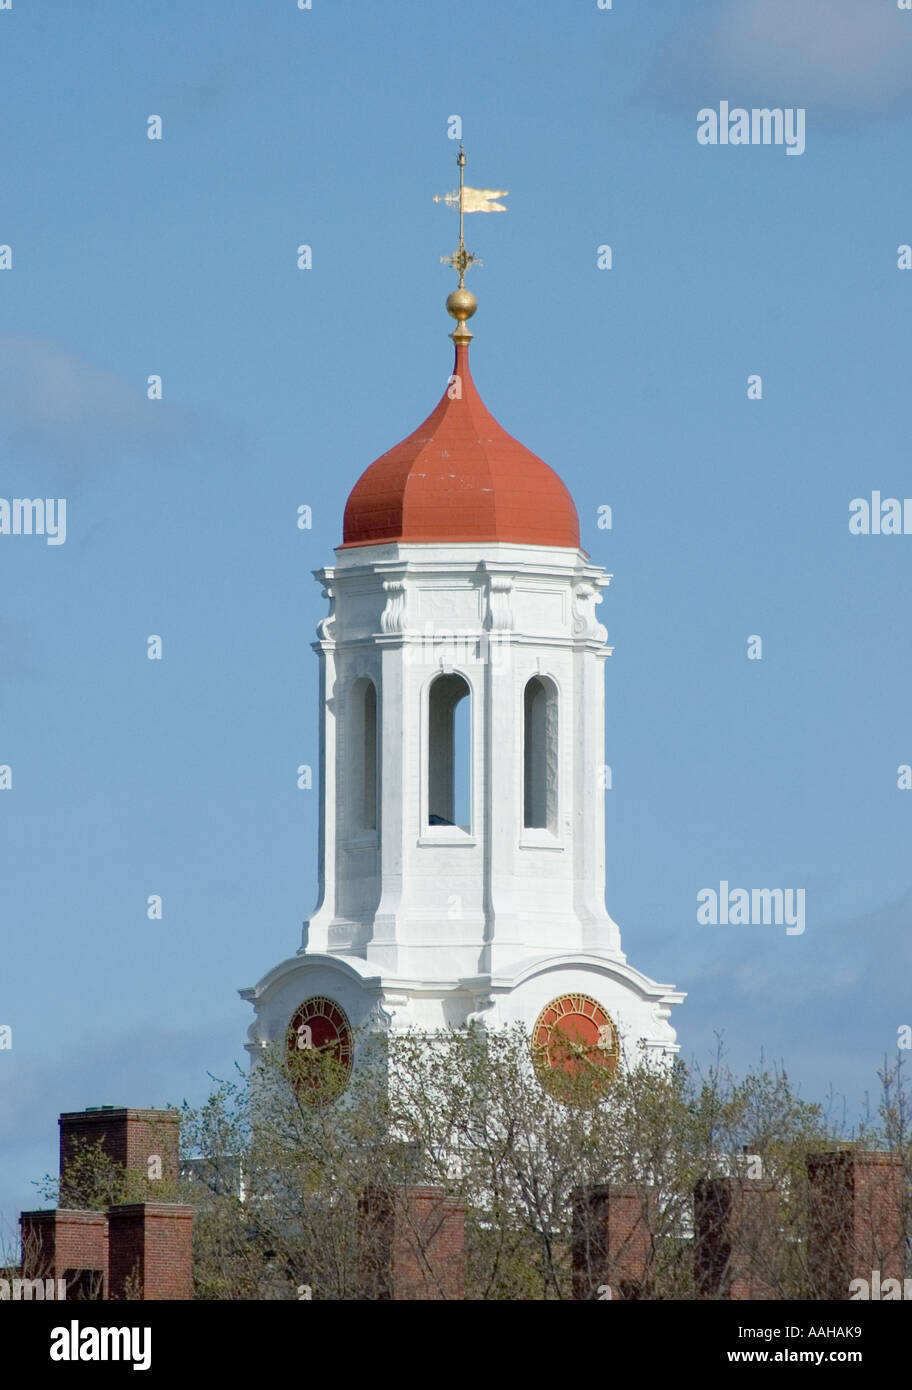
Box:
[483,572,515,632]
[316,579,337,641]
[571,578,608,643]
[380,578,408,633]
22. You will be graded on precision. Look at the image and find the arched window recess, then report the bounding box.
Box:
[427,672,471,833]
[523,675,558,833]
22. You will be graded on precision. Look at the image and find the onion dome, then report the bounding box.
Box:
[341,297,580,550]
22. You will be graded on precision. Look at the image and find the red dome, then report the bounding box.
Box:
[341,341,580,549]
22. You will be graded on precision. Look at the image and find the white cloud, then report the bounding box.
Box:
[0,337,184,463]
[711,0,912,110]
[688,888,912,1011]
[654,0,912,117]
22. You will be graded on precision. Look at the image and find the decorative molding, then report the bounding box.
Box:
[377,993,409,1032]
[380,579,407,633]
[650,1002,678,1042]
[316,582,336,640]
[369,1000,393,1033]
[571,580,608,642]
[485,575,514,632]
[466,998,494,1028]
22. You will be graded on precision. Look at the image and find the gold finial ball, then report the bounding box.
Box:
[446,287,478,324]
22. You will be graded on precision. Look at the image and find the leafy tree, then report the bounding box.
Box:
[179,1026,886,1300]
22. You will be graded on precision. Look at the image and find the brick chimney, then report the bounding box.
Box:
[571,1185,657,1299]
[807,1150,904,1299]
[359,1185,465,1300]
[694,1178,780,1299]
[18,1107,193,1302]
[107,1203,194,1301]
[20,1209,108,1299]
[59,1107,179,1194]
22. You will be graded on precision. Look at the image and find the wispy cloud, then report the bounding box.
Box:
[0,337,187,469]
[654,0,912,117]
[689,888,912,1008]
[679,891,912,1117]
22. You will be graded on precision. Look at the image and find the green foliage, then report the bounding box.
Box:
[37,1133,181,1212]
[173,1027,912,1300]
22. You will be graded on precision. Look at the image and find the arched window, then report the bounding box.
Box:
[523,676,558,830]
[350,678,377,831]
[427,673,471,829]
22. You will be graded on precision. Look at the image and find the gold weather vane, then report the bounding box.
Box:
[434,145,507,342]
[434,144,508,287]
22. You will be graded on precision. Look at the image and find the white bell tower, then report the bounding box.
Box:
[242,157,682,1080]
[306,536,624,982]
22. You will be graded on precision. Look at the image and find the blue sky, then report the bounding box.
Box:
[2,0,912,1233]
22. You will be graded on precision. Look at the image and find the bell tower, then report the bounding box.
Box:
[242,151,682,1077]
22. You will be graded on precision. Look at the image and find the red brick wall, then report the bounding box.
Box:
[571,1185,656,1299]
[807,1151,904,1299]
[694,1179,780,1300]
[107,1204,194,1301]
[59,1108,179,1188]
[359,1185,465,1300]
[20,1209,108,1296]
